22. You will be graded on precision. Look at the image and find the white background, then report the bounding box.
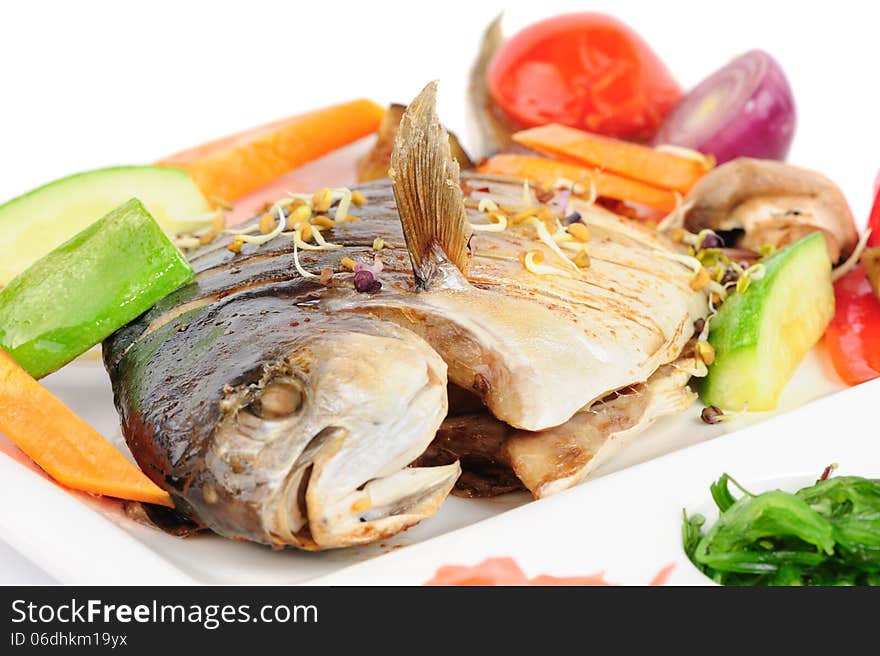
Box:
[2,1,879,216]
[1,0,877,582]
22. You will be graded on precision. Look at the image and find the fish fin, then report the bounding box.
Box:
[390,81,472,289]
[469,14,511,156]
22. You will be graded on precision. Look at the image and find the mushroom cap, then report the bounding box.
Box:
[683,158,858,263]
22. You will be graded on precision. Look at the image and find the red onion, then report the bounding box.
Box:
[652,50,796,164]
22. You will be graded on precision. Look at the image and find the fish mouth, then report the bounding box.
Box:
[204,324,458,550]
[270,437,460,550]
[264,376,461,550]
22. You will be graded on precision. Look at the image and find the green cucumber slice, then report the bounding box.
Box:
[0,166,210,285]
[701,232,834,411]
[0,199,194,378]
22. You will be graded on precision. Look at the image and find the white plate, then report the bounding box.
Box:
[0,344,850,584]
[312,377,880,585]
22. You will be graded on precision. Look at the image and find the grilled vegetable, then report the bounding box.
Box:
[653,50,796,165]
[158,99,385,202]
[513,123,711,193]
[684,474,880,586]
[824,266,880,385]
[477,154,679,212]
[0,199,193,378]
[0,166,210,285]
[486,13,681,141]
[0,350,172,506]
[702,232,834,411]
[683,158,858,264]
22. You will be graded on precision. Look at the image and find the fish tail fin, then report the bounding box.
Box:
[390,81,471,289]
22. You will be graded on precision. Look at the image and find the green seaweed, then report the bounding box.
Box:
[683,473,880,586]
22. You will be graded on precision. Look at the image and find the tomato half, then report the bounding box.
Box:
[487,13,682,140]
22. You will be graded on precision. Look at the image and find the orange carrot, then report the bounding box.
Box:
[158,99,386,203]
[478,154,680,213]
[0,351,173,507]
[513,123,711,193]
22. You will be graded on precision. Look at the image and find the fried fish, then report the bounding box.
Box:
[105,82,708,549]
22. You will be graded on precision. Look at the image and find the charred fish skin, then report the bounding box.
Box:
[104,274,458,550]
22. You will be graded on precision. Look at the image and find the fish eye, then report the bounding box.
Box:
[252,377,305,419]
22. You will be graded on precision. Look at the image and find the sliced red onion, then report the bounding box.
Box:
[652,50,796,164]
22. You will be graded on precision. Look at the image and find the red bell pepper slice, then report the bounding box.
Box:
[825,266,880,385]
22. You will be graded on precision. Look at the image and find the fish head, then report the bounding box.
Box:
[198,314,458,549]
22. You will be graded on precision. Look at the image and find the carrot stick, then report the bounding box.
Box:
[158,99,386,202]
[513,123,710,193]
[0,351,173,507]
[477,154,680,213]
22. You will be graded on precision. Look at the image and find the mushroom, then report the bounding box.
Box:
[683,158,858,264]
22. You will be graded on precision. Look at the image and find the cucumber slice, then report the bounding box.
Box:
[701,232,834,411]
[0,166,211,285]
[0,199,194,378]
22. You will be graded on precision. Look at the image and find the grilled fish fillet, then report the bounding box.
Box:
[104,82,708,549]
